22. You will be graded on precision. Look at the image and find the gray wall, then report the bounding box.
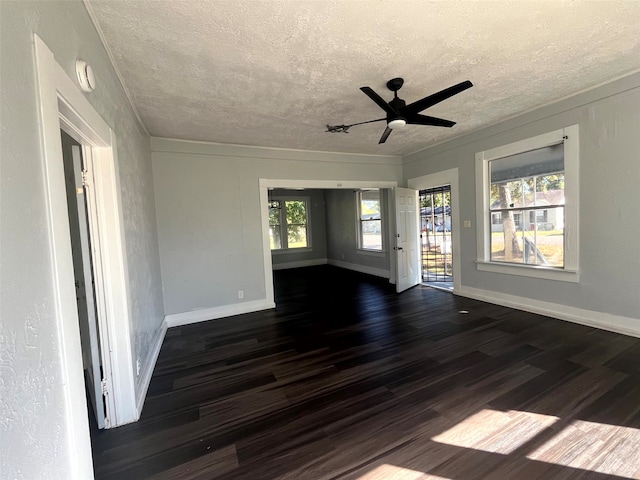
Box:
[151,138,402,315]
[404,73,640,321]
[270,189,328,266]
[0,1,164,478]
[325,189,392,276]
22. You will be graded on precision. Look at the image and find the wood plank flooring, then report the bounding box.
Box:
[91,266,640,479]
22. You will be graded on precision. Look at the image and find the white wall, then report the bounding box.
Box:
[151,138,402,316]
[0,1,164,478]
[404,73,640,331]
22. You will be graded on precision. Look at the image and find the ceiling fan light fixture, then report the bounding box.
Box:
[388,118,407,129]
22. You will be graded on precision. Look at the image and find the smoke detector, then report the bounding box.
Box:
[75,60,96,92]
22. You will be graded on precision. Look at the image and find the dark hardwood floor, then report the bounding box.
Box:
[91,266,640,479]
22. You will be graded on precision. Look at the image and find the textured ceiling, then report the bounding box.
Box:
[87,0,640,156]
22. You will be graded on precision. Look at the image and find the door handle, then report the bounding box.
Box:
[394,246,403,251]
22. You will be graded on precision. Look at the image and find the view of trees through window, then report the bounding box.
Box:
[269,199,308,250]
[490,171,565,267]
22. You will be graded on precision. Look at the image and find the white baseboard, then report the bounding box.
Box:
[165,299,276,328]
[272,258,328,270]
[327,259,390,279]
[135,319,167,417]
[456,286,640,338]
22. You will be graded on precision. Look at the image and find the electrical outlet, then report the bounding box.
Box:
[238,290,244,299]
[464,220,472,228]
[136,358,141,376]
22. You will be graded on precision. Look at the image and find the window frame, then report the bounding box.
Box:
[269,196,312,253]
[475,125,579,282]
[356,190,384,253]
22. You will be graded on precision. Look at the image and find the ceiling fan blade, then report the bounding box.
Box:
[379,127,393,144]
[347,117,387,128]
[403,80,473,115]
[360,87,400,117]
[406,114,456,128]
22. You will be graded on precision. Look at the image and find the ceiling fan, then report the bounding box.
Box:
[327,78,473,144]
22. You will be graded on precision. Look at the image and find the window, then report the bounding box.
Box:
[475,125,578,282]
[269,198,310,251]
[357,190,383,251]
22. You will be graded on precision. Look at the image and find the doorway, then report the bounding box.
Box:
[420,185,454,290]
[259,179,398,306]
[60,131,109,429]
[35,34,139,479]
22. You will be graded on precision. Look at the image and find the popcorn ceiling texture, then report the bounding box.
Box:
[89,0,640,155]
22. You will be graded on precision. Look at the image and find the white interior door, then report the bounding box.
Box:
[394,187,420,292]
[73,144,108,429]
[61,131,108,428]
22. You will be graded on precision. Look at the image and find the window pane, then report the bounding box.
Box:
[361,220,382,250]
[269,201,281,226]
[287,225,307,248]
[268,200,281,250]
[360,190,381,219]
[491,207,564,267]
[522,177,536,207]
[270,227,281,250]
[285,200,307,227]
[490,180,524,210]
[362,219,381,234]
[358,190,383,251]
[534,174,565,207]
[536,173,565,192]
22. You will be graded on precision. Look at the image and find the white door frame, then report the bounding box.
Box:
[408,168,462,292]
[259,179,398,305]
[34,34,137,479]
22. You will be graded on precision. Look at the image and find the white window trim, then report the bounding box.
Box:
[475,124,579,282]
[356,190,385,253]
[269,196,312,252]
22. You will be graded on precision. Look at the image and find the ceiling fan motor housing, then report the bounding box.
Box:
[388,97,407,125]
[386,77,404,92]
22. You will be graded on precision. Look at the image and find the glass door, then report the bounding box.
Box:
[419,185,453,290]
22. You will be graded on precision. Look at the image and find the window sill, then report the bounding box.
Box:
[271,247,313,255]
[476,261,579,283]
[357,248,385,257]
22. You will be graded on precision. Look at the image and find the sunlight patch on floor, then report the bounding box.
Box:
[526,420,640,477]
[431,408,559,454]
[357,464,450,480]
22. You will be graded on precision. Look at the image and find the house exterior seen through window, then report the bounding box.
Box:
[489,144,565,267]
[357,190,383,251]
[269,198,310,251]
